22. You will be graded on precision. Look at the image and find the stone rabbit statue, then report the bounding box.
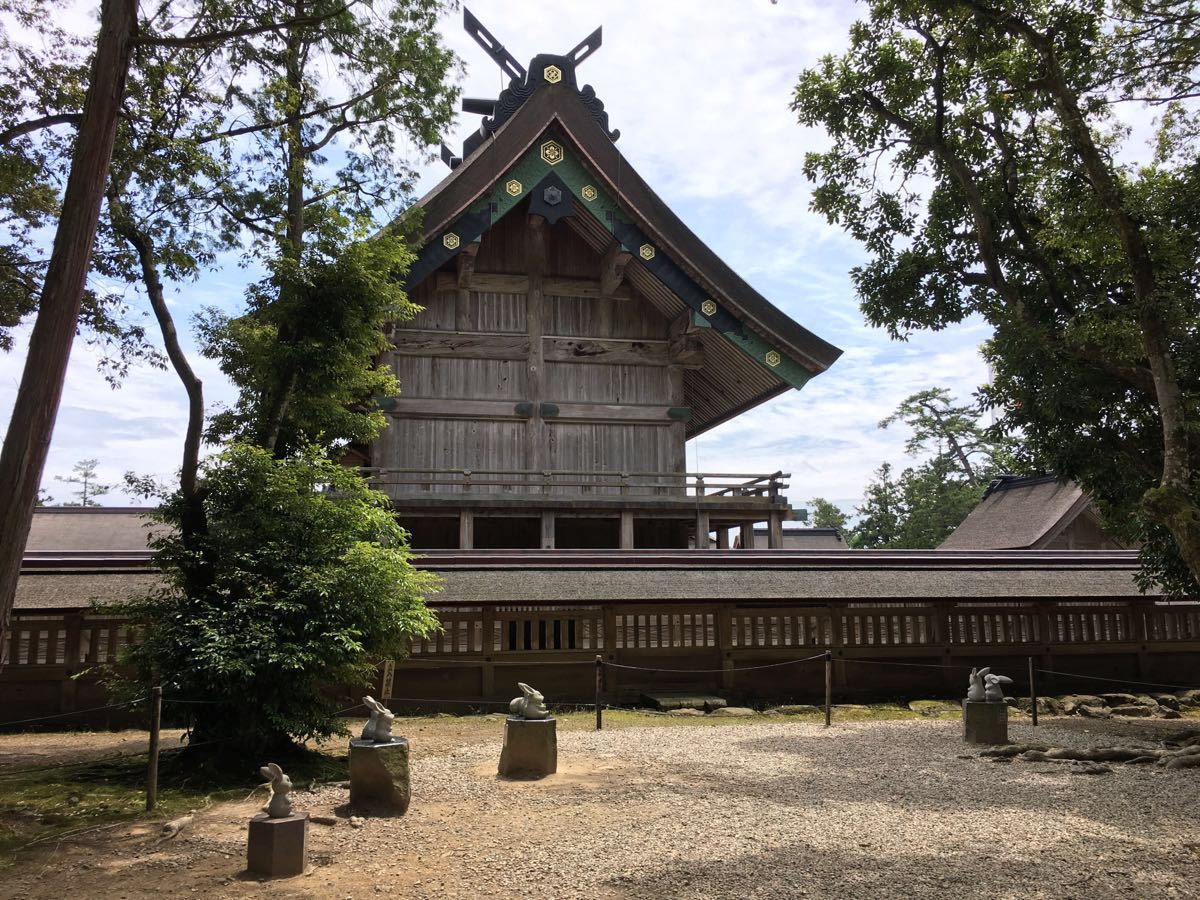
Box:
[967,667,987,702]
[260,762,293,818]
[984,671,1013,702]
[509,682,550,719]
[361,695,395,743]
[967,667,1012,702]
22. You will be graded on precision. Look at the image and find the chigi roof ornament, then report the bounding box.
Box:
[440,8,619,169]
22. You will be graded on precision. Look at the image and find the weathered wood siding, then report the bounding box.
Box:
[374,209,685,491]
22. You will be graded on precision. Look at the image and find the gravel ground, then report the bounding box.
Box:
[5,718,1199,899]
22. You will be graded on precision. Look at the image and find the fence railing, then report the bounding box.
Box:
[361,467,789,501]
[6,601,1198,674]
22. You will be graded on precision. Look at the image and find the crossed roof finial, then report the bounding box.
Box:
[441,8,613,169]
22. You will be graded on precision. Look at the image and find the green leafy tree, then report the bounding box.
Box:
[113,444,439,757]
[808,497,849,531]
[850,463,904,548]
[54,458,112,507]
[793,0,1200,593]
[851,389,1018,547]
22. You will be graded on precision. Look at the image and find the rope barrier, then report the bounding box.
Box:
[840,658,974,671]
[0,697,147,729]
[1034,668,1198,692]
[601,652,827,675]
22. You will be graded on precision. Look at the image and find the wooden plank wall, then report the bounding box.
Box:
[373,210,685,490]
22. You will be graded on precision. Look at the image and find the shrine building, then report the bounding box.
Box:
[355,10,841,551]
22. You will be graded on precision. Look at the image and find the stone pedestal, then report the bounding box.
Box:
[247,812,307,879]
[349,738,410,814]
[498,716,557,779]
[963,700,1009,744]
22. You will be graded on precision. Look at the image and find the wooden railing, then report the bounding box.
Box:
[399,600,1200,659]
[362,467,789,501]
[5,600,1197,716]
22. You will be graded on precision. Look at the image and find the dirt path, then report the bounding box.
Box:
[3,718,1199,899]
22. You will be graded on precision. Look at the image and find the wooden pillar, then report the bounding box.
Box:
[695,509,710,549]
[741,521,757,549]
[667,365,687,475]
[455,241,479,330]
[541,510,555,549]
[768,513,783,549]
[716,528,729,549]
[619,511,634,549]
[526,215,546,474]
[458,510,474,550]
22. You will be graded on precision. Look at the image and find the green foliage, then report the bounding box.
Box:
[111,444,440,758]
[53,458,112,507]
[850,463,904,548]
[794,1,1200,591]
[200,234,415,454]
[807,497,849,531]
[850,390,1015,548]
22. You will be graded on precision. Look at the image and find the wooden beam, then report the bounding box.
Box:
[386,398,527,419]
[549,402,687,423]
[458,511,474,550]
[543,337,668,366]
[388,329,530,360]
[435,271,630,300]
[668,333,705,369]
[541,510,555,549]
[600,242,632,296]
[384,398,687,423]
[456,241,480,289]
[695,510,710,549]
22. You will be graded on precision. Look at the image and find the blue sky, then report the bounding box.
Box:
[0,1,995,514]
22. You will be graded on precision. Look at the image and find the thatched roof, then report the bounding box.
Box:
[26,507,163,553]
[939,476,1100,550]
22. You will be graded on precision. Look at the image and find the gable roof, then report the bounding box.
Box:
[938,475,1106,550]
[393,49,842,435]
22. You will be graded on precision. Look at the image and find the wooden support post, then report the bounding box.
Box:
[600,241,632,296]
[619,511,634,549]
[1028,656,1038,727]
[768,513,783,549]
[595,654,604,730]
[741,521,756,550]
[695,510,710,549]
[455,241,479,330]
[146,685,162,812]
[716,528,729,549]
[526,215,546,473]
[458,510,474,550]
[824,650,832,727]
[541,510,555,549]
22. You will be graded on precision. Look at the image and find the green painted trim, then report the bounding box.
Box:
[442,134,813,390]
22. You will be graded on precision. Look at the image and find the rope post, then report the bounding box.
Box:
[1028,656,1038,727]
[146,685,162,812]
[595,654,603,731]
[824,650,832,727]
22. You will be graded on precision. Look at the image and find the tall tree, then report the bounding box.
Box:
[808,497,849,531]
[794,0,1200,593]
[0,0,137,653]
[54,458,113,506]
[850,463,904,548]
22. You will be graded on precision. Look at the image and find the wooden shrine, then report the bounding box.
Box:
[363,11,842,550]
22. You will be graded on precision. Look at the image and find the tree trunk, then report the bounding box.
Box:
[0,0,138,657]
